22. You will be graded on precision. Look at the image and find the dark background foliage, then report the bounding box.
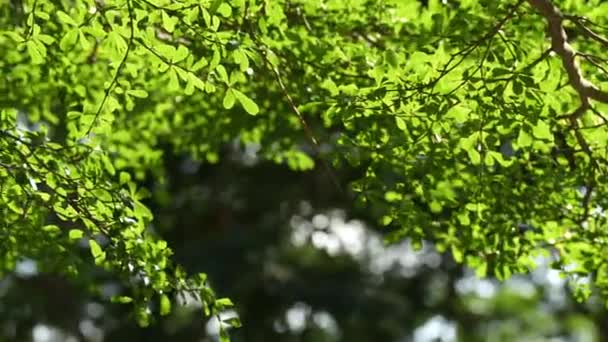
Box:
[1,142,607,341]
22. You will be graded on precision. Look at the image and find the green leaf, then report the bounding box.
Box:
[89,239,106,264]
[174,45,189,63]
[516,129,533,147]
[446,105,469,123]
[217,3,232,17]
[380,215,393,226]
[216,65,229,83]
[488,151,512,167]
[223,89,236,109]
[385,191,402,202]
[484,152,494,166]
[223,317,242,328]
[205,82,216,93]
[106,31,127,57]
[2,31,23,42]
[184,78,195,95]
[321,78,339,96]
[395,116,406,131]
[451,245,464,262]
[457,212,470,226]
[56,11,77,26]
[188,73,207,92]
[26,40,44,64]
[466,148,481,165]
[160,294,171,316]
[210,48,221,70]
[532,120,553,141]
[232,89,259,115]
[111,296,133,304]
[232,49,249,71]
[119,171,131,185]
[42,225,60,233]
[157,44,176,60]
[161,11,178,32]
[215,297,234,308]
[209,0,223,13]
[127,89,149,98]
[192,57,208,71]
[59,29,79,51]
[219,327,230,342]
[135,305,151,327]
[69,229,84,240]
[101,155,116,175]
[36,34,54,45]
[168,68,180,90]
[35,11,50,20]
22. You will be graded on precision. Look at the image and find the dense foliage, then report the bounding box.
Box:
[3,0,608,338]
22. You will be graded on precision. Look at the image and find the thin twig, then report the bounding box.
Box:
[428,0,525,90]
[269,65,344,194]
[86,0,135,136]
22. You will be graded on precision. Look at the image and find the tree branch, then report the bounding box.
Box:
[526,0,608,104]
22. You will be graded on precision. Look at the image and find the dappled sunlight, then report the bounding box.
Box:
[290,209,442,277]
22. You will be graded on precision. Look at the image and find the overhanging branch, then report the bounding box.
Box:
[526,0,608,104]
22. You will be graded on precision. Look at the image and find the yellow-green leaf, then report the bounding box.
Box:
[217,3,232,17]
[56,11,77,26]
[160,294,171,316]
[127,89,149,98]
[516,129,532,147]
[223,88,236,109]
[89,239,106,264]
[532,120,553,141]
[232,89,259,115]
[59,29,79,51]
[69,229,84,240]
[26,40,44,64]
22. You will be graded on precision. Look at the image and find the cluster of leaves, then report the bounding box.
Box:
[3,0,608,336]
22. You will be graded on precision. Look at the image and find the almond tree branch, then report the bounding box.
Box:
[526,0,608,104]
[526,0,608,222]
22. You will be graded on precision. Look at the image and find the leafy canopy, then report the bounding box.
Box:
[3,0,608,334]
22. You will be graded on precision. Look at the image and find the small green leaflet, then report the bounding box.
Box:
[127,89,149,98]
[467,148,481,165]
[59,29,79,51]
[395,116,406,131]
[233,89,259,115]
[217,3,232,17]
[216,65,229,84]
[111,296,133,304]
[26,40,44,64]
[160,294,171,316]
[161,11,178,33]
[223,89,236,109]
[223,317,242,328]
[532,120,553,141]
[446,105,469,123]
[516,129,533,147]
[174,45,189,63]
[56,11,77,26]
[215,297,234,309]
[69,229,84,240]
[89,239,106,264]
[219,327,230,342]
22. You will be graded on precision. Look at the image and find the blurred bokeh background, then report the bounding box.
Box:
[1,141,607,342]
